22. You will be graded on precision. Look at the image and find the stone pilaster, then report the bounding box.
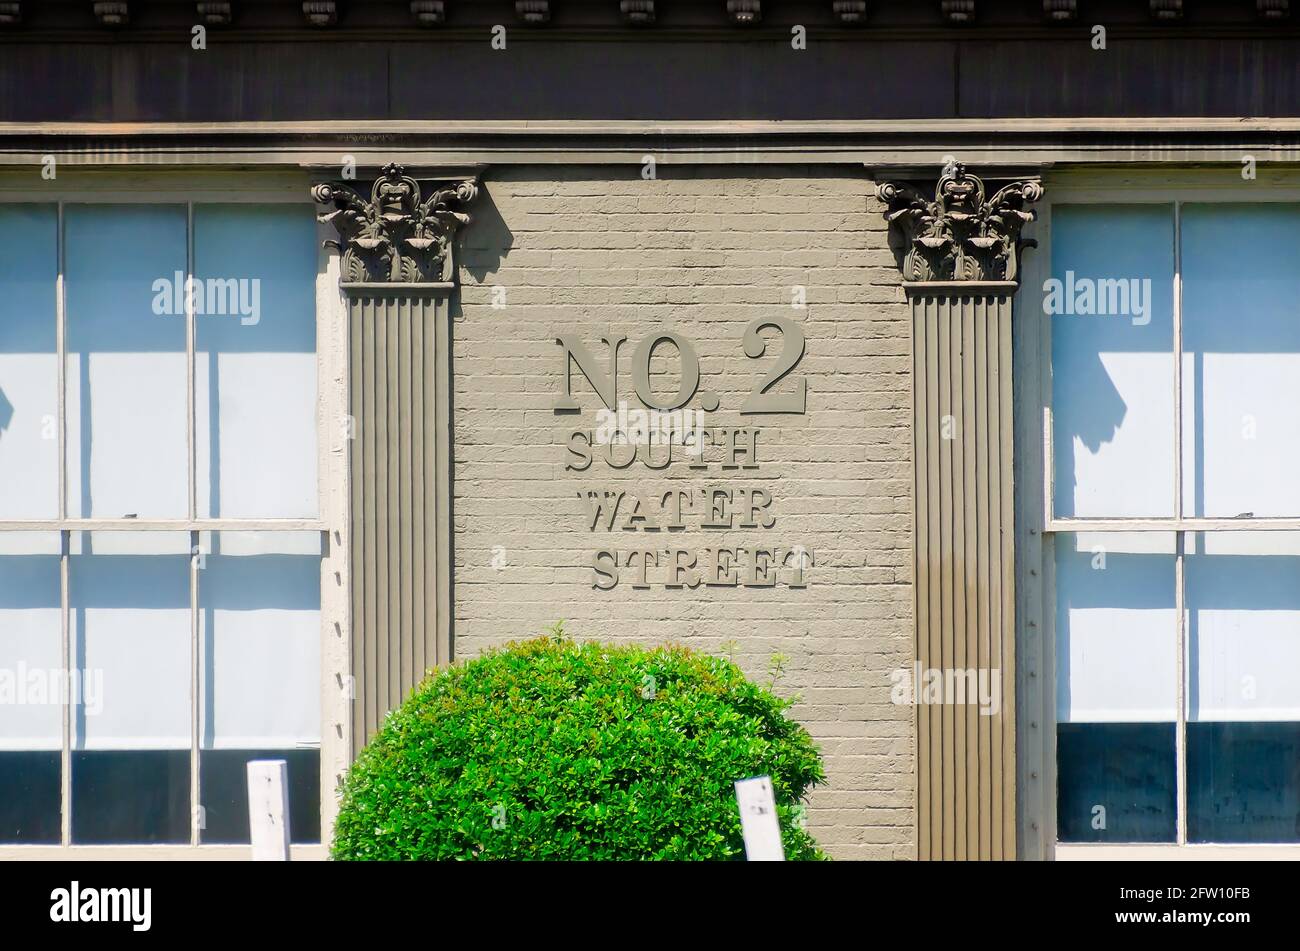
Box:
[313,164,477,751]
[875,165,1043,860]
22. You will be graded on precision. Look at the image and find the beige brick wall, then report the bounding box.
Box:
[452,165,914,860]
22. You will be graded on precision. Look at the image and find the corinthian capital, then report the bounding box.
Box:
[311,163,479,284]
[875,164,1043,284]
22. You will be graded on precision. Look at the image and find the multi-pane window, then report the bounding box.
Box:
[0,201,322,847]
[1049,201,1300,845]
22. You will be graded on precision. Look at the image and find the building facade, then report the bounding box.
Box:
[1,0,1299,860]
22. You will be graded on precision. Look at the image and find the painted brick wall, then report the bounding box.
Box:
[452,165,914,860]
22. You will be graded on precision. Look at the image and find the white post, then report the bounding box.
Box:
[734,775,786,861]
[247,759,291,861]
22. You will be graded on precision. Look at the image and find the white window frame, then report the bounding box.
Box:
[0,173,350,859]
[1030,168,1300,860]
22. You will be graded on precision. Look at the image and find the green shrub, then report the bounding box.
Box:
[332,631,827,860]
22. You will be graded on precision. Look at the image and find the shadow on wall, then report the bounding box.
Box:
[459,183,515,287]
[1050,325,1132,515]
[1048,203,1174,518]
[444,182,514,662]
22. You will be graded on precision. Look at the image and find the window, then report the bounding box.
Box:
[1048,200,1300,846]
[0,201,322,848]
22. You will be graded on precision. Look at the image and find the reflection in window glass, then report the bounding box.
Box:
[1050,204,1176,518]
[70,539,191,751]
[1055,534,1179,842]
[72,750,189,844]
[195,205,318,519]
[197,532,322,844]
[65,204,188,519]
[199,533,321,749]
[68,539,191,844]
[1057,722,1176,843]
[0,547,62,750]
[0,536,62,843]
[1055,534,1177,722]
[199,749,320,844]
[1184,536,1300,842]
[1188,722,1300,843]
[1187,544,1300,721]
[1182,204,1300,518]
[0,205,58,519]
[0,752,60,844]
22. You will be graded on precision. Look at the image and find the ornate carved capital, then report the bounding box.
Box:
[311,163,479,284]
[874,163,1043,284]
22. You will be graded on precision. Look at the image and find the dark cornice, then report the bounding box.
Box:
[1,1,1297,38]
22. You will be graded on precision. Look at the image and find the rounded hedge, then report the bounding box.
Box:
[332,633,826,860]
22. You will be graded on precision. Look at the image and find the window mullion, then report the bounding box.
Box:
[186,203,200,848]
[1175,532,1188,846]
[57,200,71,849]
[1173,200,1184,522]
[59,530,70,848]
[1047,517,1300,532]
[187,201,196,523]
[56,200,66,522]
[190,529,201,847]
[1172,200,1188,846]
